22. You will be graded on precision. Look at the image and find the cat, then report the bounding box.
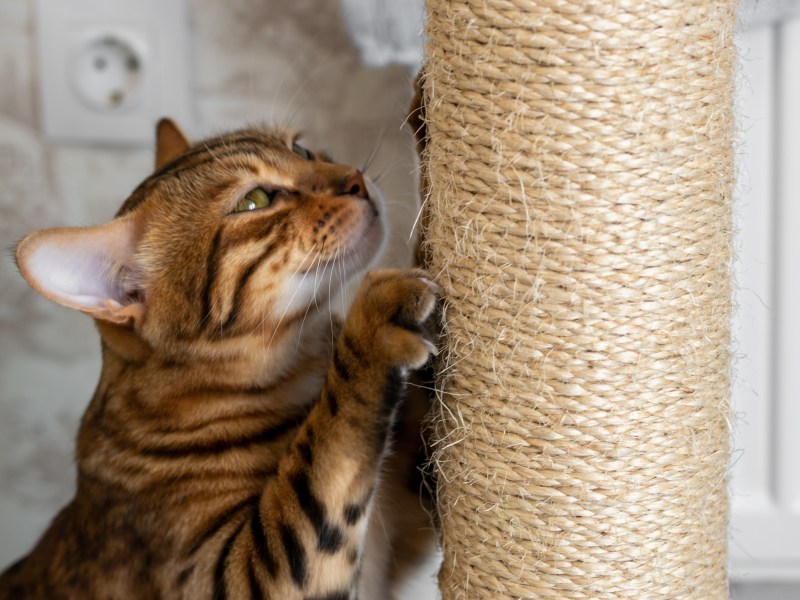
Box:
[0,119,437,599]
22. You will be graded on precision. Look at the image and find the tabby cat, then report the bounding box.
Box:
[0,119,437,599]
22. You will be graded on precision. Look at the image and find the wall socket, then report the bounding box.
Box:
[35,0,191,145]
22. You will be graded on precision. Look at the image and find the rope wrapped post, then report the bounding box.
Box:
[421,1,736,598]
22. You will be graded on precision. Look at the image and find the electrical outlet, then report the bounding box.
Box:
[70,34,146,112]
[35,0,191,145]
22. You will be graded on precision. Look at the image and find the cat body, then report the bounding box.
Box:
[0,120,436,599]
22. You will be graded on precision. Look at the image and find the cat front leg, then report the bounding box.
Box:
[217,270,437,600]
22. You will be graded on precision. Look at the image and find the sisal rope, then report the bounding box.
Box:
[421,1,736,598]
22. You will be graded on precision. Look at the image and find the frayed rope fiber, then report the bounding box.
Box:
[421,1,736,598]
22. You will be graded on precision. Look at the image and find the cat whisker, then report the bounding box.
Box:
[197,139,227,173]
[296,244,338,348]
[324,245,341,308]
[254,243,320,369]
[334,242,346,309]
[318,248,338,297]
[326,244,340,342]
[269,55,296,126]
[362,128,386,174]
[342,245,360,309]
[367,143,401,186]
[281,62,324,128]
[320,246,341,338]
[407,188,431,244]
[370,166,392,186]
[265,243,324,353]
[264,28,325,125]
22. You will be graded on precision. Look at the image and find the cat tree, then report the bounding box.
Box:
[420,1,736,598]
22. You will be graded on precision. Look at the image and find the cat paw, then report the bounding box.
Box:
[346,269,438,370]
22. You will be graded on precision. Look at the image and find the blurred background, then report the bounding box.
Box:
[0,0,798,598]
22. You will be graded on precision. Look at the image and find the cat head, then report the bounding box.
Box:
[16,119,384,354]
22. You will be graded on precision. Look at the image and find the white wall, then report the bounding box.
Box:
[731,14,800,584]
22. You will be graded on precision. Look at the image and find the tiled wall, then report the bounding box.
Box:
[0,0,421,569]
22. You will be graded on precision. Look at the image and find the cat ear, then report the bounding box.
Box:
[16,216,145,326]
[155,118,190,170]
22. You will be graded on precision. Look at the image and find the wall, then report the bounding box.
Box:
[0,0,422,570]
[730,13,800,587]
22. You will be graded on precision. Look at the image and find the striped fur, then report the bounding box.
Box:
[2,120,437,599]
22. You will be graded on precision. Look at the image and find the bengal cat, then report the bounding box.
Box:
[0,119,437,599]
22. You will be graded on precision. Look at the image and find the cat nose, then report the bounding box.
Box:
[338,170,369,200]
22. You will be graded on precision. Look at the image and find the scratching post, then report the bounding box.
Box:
[422,1,736,598]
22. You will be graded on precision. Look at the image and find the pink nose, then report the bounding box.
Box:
[339,170,369,200]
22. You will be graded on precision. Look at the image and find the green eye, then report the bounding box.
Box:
[292,142,311,160]
[234,188,272,213]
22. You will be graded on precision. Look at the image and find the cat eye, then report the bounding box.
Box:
[234,187,273,213]
[292,142,311,160]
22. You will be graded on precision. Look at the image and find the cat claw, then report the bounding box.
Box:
[423,338,439,357]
